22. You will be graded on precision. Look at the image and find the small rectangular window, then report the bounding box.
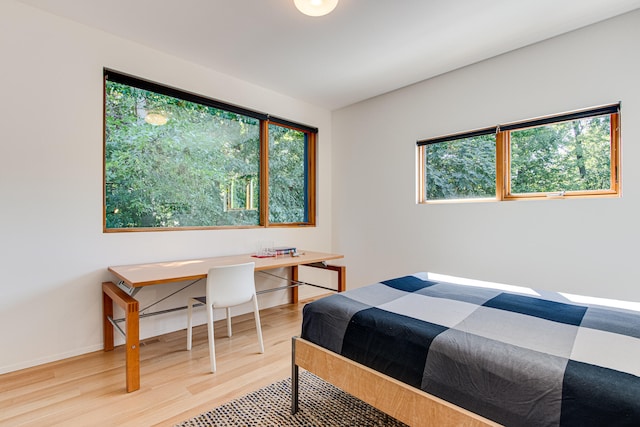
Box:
[417,104,620,203]
[419,129,496,201]
[504,107,619,199]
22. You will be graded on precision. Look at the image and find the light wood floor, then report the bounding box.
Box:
[0,298,318,427]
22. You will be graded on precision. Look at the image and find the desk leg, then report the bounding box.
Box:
[103,288,114,352]
[327,265,347,293]
[102,281,140,392]
[300,263,347,295]
[291,265,299,303]
[125,304,140,392]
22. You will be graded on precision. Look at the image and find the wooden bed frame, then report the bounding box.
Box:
[292,337,501,427]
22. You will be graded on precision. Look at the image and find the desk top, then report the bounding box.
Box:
[108,250,344,288]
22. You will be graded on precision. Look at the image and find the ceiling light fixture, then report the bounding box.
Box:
[294,0,339,17]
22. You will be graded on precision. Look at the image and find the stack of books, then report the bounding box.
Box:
[273,246,296,255]
[252,246,297,258]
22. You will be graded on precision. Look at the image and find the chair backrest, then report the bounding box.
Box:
[206,262,256,308]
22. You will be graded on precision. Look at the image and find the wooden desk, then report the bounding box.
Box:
[103,250,345,392]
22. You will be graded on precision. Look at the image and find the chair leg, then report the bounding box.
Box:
[226,307,232,337]
[206,303,216,373]
[253,297,264,354]
[186,298,194,350]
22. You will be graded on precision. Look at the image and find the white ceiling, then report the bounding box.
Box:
[17,0,640,110]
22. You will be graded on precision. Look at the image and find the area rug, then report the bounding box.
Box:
[176,371,408,426]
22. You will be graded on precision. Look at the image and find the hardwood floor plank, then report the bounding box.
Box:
[0,298,319,427]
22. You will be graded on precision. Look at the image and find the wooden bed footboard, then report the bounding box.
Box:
[291,337,500,427]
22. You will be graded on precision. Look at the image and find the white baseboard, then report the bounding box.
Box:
[0,344,105,375]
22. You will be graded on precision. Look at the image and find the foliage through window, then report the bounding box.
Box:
[104,69,316,230]
[509,116,613,195]
[268,123,312,223]
[418,105,620,202]
[423,131,496,201]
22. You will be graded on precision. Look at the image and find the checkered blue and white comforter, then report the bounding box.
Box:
[301,273,640,427]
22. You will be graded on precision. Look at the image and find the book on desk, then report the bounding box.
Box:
[252,246,297,258]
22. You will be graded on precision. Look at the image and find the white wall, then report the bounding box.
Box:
[332,10,640,301]
[0,1,334,373]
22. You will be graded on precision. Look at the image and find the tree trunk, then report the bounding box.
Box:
[572,122,587,179]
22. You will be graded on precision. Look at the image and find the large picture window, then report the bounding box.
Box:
[104,69,316,231]
[418,104,620,203]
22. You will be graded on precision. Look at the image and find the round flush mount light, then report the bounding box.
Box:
[294,0,339,17]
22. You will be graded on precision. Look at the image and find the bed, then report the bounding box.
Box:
[291,272,640,426]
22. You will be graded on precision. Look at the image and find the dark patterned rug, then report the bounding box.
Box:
[175,371,407,426]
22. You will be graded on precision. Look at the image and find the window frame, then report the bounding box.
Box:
[417,104,620,204]
[262,120,317,228]
[103,69,317,232]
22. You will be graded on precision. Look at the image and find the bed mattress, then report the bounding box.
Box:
[300,272,640,426]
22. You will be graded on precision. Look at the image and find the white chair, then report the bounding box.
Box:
[186,262,264,373]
